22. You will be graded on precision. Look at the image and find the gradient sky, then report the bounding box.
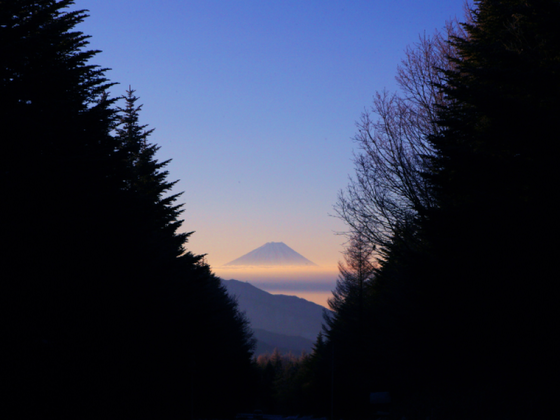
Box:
[71,0,468,306]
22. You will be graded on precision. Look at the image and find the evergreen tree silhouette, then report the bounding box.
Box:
[113,87,257,417]
[114,87,188,272]
[365,1,560,417]
[2,1,126,416]
[309,2,559,418]
[3,2,256,417]
[421,0,560,415]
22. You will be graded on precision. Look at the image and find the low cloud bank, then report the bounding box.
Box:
[214,265,338,307]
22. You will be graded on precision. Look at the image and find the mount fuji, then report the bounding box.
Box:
[225,242,317,267]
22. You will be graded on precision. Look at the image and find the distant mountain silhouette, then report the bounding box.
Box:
[225,242,317,266]
[222,279,328,354]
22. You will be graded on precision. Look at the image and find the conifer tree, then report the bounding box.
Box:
[300,234,380,419]
[115,87,188,263]
[113,87,257,418]
[324,1,559,418]
[3,2,256,417]
[1,1,126,416]
[387,0,560,416]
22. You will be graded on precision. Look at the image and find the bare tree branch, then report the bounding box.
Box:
[335,21,466,261]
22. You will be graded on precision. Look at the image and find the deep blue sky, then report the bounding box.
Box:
[71,0,468,303]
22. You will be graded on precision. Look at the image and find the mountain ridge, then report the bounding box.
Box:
[222,279,328,354]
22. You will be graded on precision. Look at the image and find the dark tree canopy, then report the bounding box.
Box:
[3,2,255,418]
[114,87,189,268]
[422,0,560,411]
[315,1,559,419]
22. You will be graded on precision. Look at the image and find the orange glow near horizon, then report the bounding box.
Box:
[214,265,339,308]
[268,290,334,308]
[214,264,338,279]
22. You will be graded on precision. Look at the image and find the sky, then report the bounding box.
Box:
[71,0,468,306]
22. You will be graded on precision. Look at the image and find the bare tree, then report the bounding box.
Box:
[335,21,466,260]
[327,232,376,325]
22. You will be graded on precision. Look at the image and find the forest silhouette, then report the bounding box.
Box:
[3,1,558,419]
[3,1,254,418]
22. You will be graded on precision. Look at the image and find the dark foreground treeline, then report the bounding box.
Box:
[3,1,559,419]
[2,1,256,418]
[256,1,559,420]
